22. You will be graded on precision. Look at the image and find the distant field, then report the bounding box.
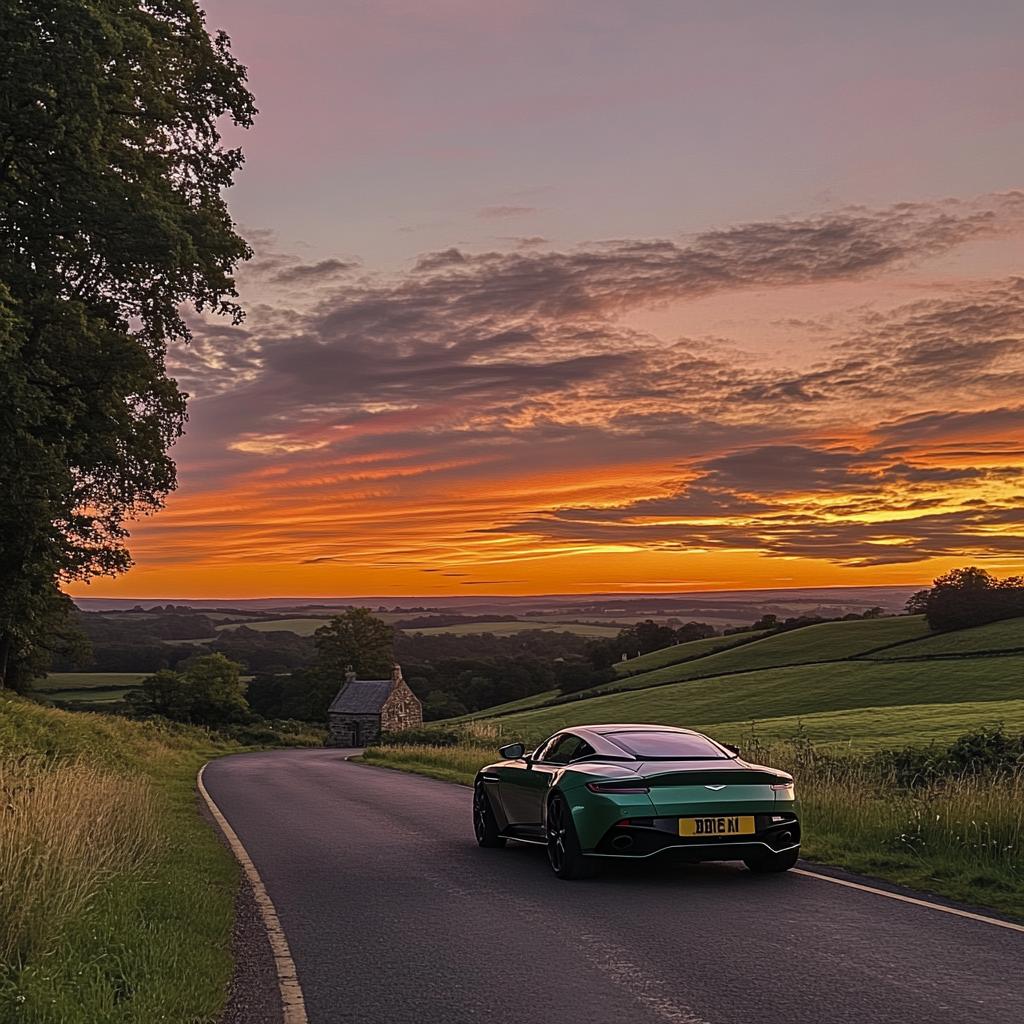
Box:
[401,620,621,638]
[613,630,770,676]
[43,688,133,704]
[216,618,325,636]
[33,673,148,693]
[478,654,1024,738]
[697,699,1024,752]
[212,615,621,638]
[866,616,1024,659]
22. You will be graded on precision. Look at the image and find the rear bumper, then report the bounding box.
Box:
[589,812,800,860]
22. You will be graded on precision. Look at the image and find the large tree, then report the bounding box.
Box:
[0,0,255,688]
[314,609,396,680]
[127,653,248,726]
[924,567,1024,632]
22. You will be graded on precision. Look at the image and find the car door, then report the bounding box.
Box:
[499,734,588,831]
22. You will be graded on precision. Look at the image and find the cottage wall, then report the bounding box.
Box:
[381,679,423,732]
[327,713,383,747]
[325,664,422,747]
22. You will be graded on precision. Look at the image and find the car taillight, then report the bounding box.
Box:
[586,781,650,794]
[770,780,794,791]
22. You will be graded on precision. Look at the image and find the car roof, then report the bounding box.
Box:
[545,724,723,760]
[571,724,703,738]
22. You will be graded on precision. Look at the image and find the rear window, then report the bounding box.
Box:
[603,731,728,760]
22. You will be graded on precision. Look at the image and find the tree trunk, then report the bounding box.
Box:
[0,633,11,689]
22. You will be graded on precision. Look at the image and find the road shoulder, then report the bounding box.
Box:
[198,797,283,1024]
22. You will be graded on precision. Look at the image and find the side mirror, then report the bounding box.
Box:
[499,742,525,759]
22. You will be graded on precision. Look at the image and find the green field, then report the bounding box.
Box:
[606,616,932,689]
[866,616,1024,659]
[212,615,622,638]
[697,699,1024,752]
[612,630,770,676]
[477,655,1024,741]
[216,617,327,635]
[466,616,936,719]
[33,672,149,693]
[43,688,134,704]
[402,619,622,637]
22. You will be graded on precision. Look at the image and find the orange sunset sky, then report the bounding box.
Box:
[70,1,1024,600]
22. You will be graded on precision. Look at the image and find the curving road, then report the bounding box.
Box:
[202,749,1023,1024]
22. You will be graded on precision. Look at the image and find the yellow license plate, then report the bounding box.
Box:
[679,815,755,837]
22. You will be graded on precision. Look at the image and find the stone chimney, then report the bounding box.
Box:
[344,666,357,683]
[391,663,403,686]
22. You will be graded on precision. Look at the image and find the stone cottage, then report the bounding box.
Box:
[326,664,422,747]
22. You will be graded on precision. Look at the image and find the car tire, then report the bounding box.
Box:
[547,793,597,879]
[473,782,506,848]
[744,846,800,873]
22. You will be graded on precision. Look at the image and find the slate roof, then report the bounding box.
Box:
[327,679,392,715]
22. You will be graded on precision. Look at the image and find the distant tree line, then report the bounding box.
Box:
[50,612,318,675]
[585,620,717,669]
[906,567,1024,632]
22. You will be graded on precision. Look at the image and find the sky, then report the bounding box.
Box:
[70,0,1024,600]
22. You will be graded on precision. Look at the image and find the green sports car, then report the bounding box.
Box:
[473,723,801,879]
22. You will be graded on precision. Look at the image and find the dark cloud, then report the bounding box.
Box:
[478,435,1022,565]
[698,446,868,493]
[478,205,538,218]
[304,193,1024,330]
[270,259,357,284]
[499,236,550,248]
[500,497,1024,566]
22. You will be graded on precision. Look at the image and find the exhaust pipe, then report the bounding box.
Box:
[611,835,634,850]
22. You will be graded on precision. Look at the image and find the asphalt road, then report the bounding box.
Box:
[202,749,1024,1024]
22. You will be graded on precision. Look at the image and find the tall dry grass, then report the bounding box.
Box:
[742,733,1024,889]
[0,756,159,967]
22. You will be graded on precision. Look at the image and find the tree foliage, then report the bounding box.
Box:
[127,653,247,726]
[587,619,717,669]
[922,567,1024,632]
[313,608,396,681]
[0,0,255,687]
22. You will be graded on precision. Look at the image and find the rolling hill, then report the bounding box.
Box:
[461,615,1022,750]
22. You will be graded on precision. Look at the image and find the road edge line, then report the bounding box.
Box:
[197,764,309,1024]
[792,867,1024,933]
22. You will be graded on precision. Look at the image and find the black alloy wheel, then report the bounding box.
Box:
[744,846,800,873]
[473,782,506,848]
[547,793,597,879]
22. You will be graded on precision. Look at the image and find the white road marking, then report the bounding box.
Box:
[426,872,713,1024]
[573,931,714,1024]
[793,868,1024,934]
[197,764,309,1024]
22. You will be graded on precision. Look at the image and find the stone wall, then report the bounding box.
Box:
[381,679,422,733]
[327,713,382,748]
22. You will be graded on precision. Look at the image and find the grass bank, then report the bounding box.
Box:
[0,694,322,1023]
[362,722,1024,918]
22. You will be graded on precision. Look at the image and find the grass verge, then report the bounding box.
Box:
[0,694,322,1023]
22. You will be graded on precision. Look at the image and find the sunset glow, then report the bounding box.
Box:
[69,1,1024,600]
